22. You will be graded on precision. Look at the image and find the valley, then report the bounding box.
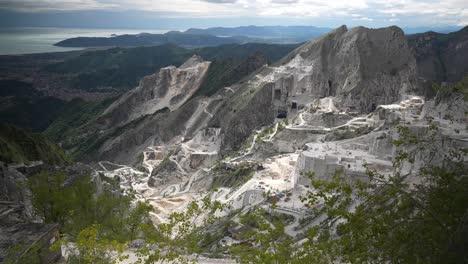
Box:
[1,23,467,264]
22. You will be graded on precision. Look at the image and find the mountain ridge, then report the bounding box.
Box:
[75,25,421,163]
[54,31,256,48]
[407,25,468,83]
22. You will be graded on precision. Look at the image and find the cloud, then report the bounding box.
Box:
[353,16,373,21]
[270,0,299,4]
[375,0,467,26]
[0,0,466,26]
[200,0,237,3]
[0,0,116,11]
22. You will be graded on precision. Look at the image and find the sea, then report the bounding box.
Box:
[0,27,171,55]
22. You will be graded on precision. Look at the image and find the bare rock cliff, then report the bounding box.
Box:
[101,55,211,128]
[408,26,468,84]
[212,25,419,152]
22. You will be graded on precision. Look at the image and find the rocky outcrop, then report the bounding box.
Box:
[211,25,419,152]
[101,55,211,128]
[408,26,468,83]
[276,25,418,112]
[210,81,276,153]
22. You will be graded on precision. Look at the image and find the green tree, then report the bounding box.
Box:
[230,207,297,264]
[27,171,155,263]
[134,196,225,264]
[65,225,128,264]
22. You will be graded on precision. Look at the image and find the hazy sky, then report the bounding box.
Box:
[0,0,467,28]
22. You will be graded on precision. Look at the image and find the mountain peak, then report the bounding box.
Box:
[334,24,348,34]
[181,54,205,69]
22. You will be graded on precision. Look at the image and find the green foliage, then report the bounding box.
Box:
[194,58,244,97]
[0,79,41,97]
[392,125,419,147]
[134,196,225,264]
[211,162,255,189]
[44,97,115,144]
[432,74,468,102]
[195,43,300,62]
[26,170,157,263]
[65,225,128,264]
[0,80,114,134]
[28,172,153,241]
[230,208,296,264]
[26,171,227,263]
[0,123,71,165]
[0,80,68,132]
[257,125,275,142]
[295,125,468,263]
[4,243,42,264]
[277,121,286,131]
[43,45,189,91]
[43,43,298,93]
[454,75,468,101]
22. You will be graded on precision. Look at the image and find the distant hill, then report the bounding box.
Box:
[402,26,463,34]
[54,31,251,48]
[185,25,332,42]
[53,26,330,48]
[44,43,300,92]
[54,25,464,49]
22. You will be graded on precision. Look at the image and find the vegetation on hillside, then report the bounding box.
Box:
[44,44,190,91]
[211,162,256,189]
[194,52,267,97]
[28,172,152,239]
[0,123,70,165]
[0,80,68,132]
[196,43,300,62]
[44,97,115,143]
[22,171,153,263]
[43,43,299,92]
[21,168,226,263]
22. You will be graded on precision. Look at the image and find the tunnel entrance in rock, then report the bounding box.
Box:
[327,80,333,96]
[277,110,288,119]
[274,89,281,100]
[291,102,297,109]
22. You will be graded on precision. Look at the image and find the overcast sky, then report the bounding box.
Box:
[0,0,466,28]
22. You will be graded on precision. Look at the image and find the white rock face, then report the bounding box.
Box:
[102,55,211,127]
[248,25,419,118]
[212,25,420,152]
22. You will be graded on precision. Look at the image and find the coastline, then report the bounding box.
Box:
[0,27,171,55]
